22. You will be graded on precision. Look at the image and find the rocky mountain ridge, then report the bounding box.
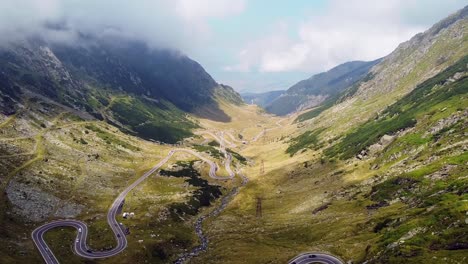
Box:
[296,5,467,128]
[241,90,285,108]
[0,37,243,143]
[266,59,381,115]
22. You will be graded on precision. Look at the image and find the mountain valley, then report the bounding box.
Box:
[0,4,467,264]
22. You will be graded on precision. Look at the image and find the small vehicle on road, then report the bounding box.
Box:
[78,228,82,233]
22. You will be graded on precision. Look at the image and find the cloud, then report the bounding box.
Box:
[176,0,246,20]
[224,0,463,73]
[0,0,245,52]
[0,0,465,93]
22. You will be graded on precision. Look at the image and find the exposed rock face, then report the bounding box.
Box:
[0,38,220,111]
[380,135,395,145]
[6,180,83,222]
[356,8,467,100]
[368,134,396,156]
[241,90,285,108]
[54,203,84,219]
[0,36,244,143]
[424,165,457,180]
[427,109,467,135]
[296,94,329,112]
[387,227,427,249]
[266,59,381,115]
[311,6,467,135]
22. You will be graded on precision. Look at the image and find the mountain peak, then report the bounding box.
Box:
[265,59,381,115]
[0,36,243,142]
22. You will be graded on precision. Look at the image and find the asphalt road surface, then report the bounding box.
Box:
[32,123,288,264]
[32,147,235,264]
[251,118,285,142]
[197,131,237,148]
[224,131,245,144]
[288,252,344,264]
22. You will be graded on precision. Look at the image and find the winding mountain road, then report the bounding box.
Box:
[32,148,235,264]
[251,119,285,142]
[288,252,344,264]
[196,131,236,179]
[32,120,339,264]
[224,131,245,144]
[197,131,237,148]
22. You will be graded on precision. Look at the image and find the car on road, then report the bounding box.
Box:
[309,254,317,258]
[75,238,79,243]
[78,228,82,232]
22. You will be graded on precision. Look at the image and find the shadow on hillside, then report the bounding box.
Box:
[193,102,231,123]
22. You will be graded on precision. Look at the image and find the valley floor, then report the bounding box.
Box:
[0,93,467,264]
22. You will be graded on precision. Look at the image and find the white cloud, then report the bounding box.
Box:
[176,0,246,20]
[224,0,439,73]
[0,0,245,52]
[0,0,465,93]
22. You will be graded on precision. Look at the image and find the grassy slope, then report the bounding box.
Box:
[325,55,468,159]
[0,95,233,263]
[188,19,468,264]
[192,79,467,264]
[1,25,467,264]
[88,89,197,143]
[303,19,468,141]
[1,82,466,264]
[295,73,375,123]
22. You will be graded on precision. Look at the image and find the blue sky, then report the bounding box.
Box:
[199,0,328,92]
[1,0,466,93]
[186,0,467,93]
